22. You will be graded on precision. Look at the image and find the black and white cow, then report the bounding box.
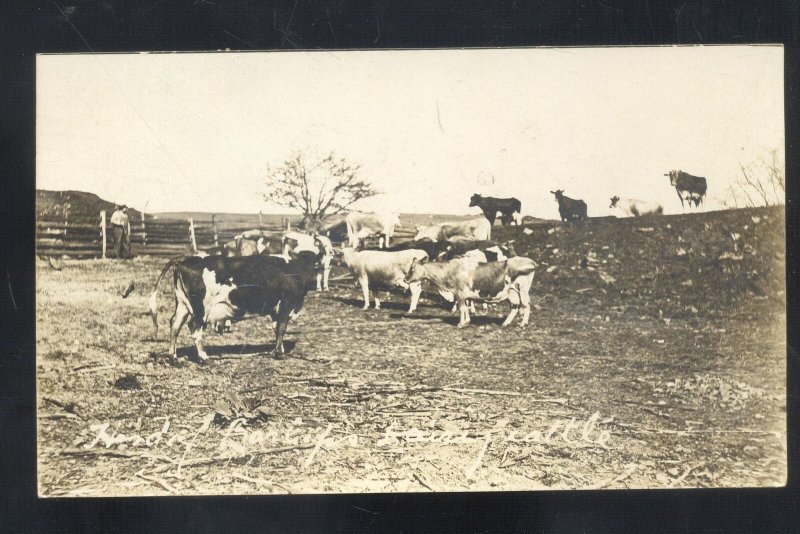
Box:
[551,190,588,222]
[282,231,334,291]
[440,237,515,262]
[148,244,323,362]
[664,170,707,209]
[469,194,522,225]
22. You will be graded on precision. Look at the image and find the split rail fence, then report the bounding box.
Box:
[36,211,417,258]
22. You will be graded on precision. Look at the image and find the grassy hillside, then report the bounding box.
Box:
[37,190,142,223]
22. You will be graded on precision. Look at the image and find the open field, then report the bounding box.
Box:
[36,206,786,495]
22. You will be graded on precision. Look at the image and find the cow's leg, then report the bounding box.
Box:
[501,306,519,327]
[469,300,477,314]
[517,276,533,326]
[457,299,471,328]
[188,321,209,363]
[360,276,370,310]
[322,262,331,291]
[451,301,458,313]
[272,301,296,358]
[408,281,422,312]
[316,272,323,292]
[374,295,381,309]
[169,299,191,359]
[224,319,232,333]
[675,187,685,209]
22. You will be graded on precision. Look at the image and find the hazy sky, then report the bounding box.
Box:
[37,46,784,219]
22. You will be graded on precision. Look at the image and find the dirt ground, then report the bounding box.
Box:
[36,206,786,496]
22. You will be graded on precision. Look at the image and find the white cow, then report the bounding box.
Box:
[609,196,663,217]
[345,212,400,249]
[405,256,537,328]
[340,248,428,312]
[414,217,492,242]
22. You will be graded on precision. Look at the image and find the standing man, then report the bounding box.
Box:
[110,205,132,259]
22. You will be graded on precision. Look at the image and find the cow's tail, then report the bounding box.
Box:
[148,255,186,339]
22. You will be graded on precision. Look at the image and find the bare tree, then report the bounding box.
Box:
[722,149,785,208]
[264,151,378,227]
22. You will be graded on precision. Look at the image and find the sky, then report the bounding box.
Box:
[37,46,784,219]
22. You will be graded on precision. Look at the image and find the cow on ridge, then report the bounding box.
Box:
[551,190,588,222]
[469,194,523,226]
[609,196,663,217]
[664,170,707,209]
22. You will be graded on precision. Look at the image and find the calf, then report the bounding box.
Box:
[551,190,588,222]
[340,248,428,312]
[148,247,322,362]
[469,194,522,225]
[405,256,537,327]
[282,231,334,291]
[609,196,663,217]
[414,217,492,242]
[664,170,707,209]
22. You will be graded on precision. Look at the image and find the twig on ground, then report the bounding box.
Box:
[413,472,438,492]
[465,439,491,479]
[232,473,279,491]
[75,364,115,374]
[444,387,521,397]
[136,471,177,494]
[303,424,334,471]
[667,462,704,488]
[61,447,145,459]
[589,463,638,489]
[39,413,80,420]
[181,444,316,468]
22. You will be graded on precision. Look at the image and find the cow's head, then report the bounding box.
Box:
[664,170,679,185]
[609,196,620,208]
[468,194,482,207]
[404,256,428,284]
[550,189,564,200]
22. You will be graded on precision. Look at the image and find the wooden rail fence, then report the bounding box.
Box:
[36,211,417,258]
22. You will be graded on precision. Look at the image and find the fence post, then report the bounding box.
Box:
[188,217,198,253]
[212,214,219,247]
[258,211,264,229]
[100,210,107,259]
[141,208,147,247]
[64,203,70,237]
[283,217,291,231]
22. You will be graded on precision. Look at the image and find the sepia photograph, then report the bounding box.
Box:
[36,46,786,496]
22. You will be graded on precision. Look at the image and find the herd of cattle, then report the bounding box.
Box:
[146,171,708,363]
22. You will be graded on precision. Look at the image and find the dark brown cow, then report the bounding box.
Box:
[664,170,707,209]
